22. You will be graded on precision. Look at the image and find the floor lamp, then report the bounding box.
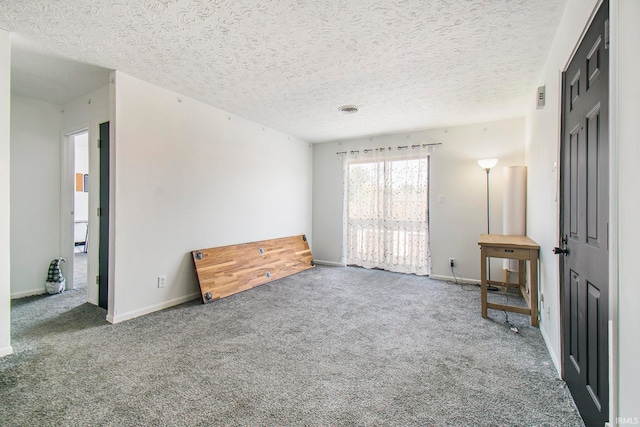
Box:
[478,158,499,292]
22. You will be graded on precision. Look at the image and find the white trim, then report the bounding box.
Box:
[555,65,565,379]
[429,274,480,285]
[61,123,91,294]
[313,260,346,267]
[10,288,46,299]
[60,130,75,291]
[0,345,13,358]
[108,292,200,324]
[107,73,116,322]
[608,0,619,423]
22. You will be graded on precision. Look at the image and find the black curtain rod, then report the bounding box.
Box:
[336,142,441,155]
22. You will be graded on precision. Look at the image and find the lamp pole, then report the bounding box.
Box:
[485,168,491,235]
[478,158,499,292]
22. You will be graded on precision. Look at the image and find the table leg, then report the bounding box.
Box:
[530,252,539,327]
[480,246,488,318]
[518,259,527,300]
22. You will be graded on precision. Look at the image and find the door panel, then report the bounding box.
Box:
[586,281,602,409]
[569,125,580,238]
[586,36,602,89]
[560,2,609,426]
[569,269,580,373]
[98,122,109,310]
[586,104,600,244]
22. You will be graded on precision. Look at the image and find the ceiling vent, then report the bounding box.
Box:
[338,105,359,114]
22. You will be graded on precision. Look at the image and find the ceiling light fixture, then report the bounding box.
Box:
[338,105,359,114]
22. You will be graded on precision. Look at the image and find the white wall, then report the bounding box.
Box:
[615,0,640,417]
[0,30,13,357]
[9,95,64,298]
[9,84,108,301]
[312,118,525,281]
[110,71,313,322]
[524,0,599,372]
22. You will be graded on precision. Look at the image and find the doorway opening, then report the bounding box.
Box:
[72,131,89,290]
[62,119,109,310]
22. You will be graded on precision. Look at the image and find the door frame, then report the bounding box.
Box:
[90,116,110,308]
[61,124,90,293]
[61,115,109,306]
[607,0,619,422]
[557,0,618,423]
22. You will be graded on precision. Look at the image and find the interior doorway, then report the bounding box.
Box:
[62,128,90,294]
[61,117,109,310]
[73,131,89,290]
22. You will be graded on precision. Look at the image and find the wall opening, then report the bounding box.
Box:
[72,131,89,290]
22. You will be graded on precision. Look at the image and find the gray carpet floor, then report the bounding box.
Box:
[74,251,87,289]
[1,266,583,426]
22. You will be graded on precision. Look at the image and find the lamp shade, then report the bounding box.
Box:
[477,158,498,170]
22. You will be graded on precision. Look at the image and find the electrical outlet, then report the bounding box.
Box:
[157,276,166,288]
[449,257,455,267]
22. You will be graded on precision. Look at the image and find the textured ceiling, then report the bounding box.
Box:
[10,36,111,105]
[0,0,567,143]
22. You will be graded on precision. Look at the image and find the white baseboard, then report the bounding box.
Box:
[0,345,13,358]
[540,325,561,376]
[11,288,46,299]
[314,260,346,267]
[430,274,480,285]
[109,292,201,324]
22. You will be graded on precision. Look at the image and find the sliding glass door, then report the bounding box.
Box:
[343,154,430,275]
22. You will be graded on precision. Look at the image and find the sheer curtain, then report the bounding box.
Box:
[342,148,431,275]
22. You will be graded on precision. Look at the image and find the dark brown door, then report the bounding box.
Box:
[559,2,609,426]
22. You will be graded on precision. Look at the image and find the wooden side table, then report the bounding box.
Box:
[478,234,540,327]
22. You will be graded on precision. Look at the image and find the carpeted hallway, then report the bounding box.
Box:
[73,250,88,289]
[0,266,583,426]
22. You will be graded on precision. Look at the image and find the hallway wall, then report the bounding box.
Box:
[0,29,12,357]
[9,95,63,298]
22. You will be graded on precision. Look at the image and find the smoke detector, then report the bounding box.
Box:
[338,105,359,114]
